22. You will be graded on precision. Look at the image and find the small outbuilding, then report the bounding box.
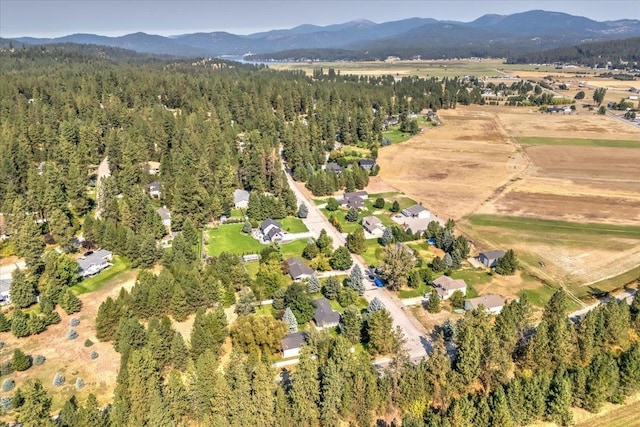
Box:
[478,250,505,268]
[148,181,162,198]
[358,159,376,170]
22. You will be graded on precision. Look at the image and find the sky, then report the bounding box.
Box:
[1,0,638,38]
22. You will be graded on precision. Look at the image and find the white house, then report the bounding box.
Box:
[233,189,250,209]
[433,276,467,300]
[362,216,384,235]
[259,219,283,243]
[282,331,306,358]
[402,204,430,219]
[464,294,505,314]
[148,181,161,198]
[78,249,113,278]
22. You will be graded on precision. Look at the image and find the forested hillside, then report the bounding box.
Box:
[2,45,640,426]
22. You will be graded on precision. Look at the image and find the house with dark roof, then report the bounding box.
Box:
[259,219,283,243]
[339,196,365,210]
[478,250,505,268]
[464,294,505,314]
[148,181,161,198]
[233,189,250,209]
[0,278,11,304]
[358,159,376,170]
[313,297,340,330]
[285,257,314,281]
[402,204,430,219]
[282,331,306,358]
[344,191,368,200]
[433,276,467,300]
[156,206,171,229]
[78,249,113,278]
[325,162,343,174]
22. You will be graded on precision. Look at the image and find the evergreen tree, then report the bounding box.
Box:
[11,308,30,338]
[95,297,120,341]
[58,288,83,315]
[495,249,518,275]
[10,268,37,308]
[345,207,359,222]
[546,369,574,426]
[367,309,395,355]
[347,265,365,295]
[346,227,365,254]
[391,200,400,212]
[169,284,191,322]
[297,203,308,219]
[320,360,343,426]
[289,349,320,426]
[491,385,515,427]
[14,379,54,426]
[368,297,384,313]
[330,246,352,270]
[169,332,189,371]
[307,275,320,294]
[340,305,363,344]
[381,227,393,246]
[282,307,298,333]
[426,289,442,313]
[190,308,228,361]
[322,276,342,300]
[15,218,45,272]
[0,312,10,332]
[373,197,385,208]
[12,348,32,371]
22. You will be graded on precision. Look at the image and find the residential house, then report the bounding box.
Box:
[282,331,306,358]
[358,159,376,170]
[339,196,365,210]
[285,257,314,281]
[464,294,505,314]
[145,161,161,175]
[78,249,113,278]
[344,191,368,200]
[402,204,430,219]
[325,162,343,174]
[433,276,467,300]
[233,189,250,209]
[313,297,340,330]
[148,181,162,198]
[259,219,283,243]
[361,216,383,235]
[478,250,505,268]
[0,278,11,304]
[156,206,171,229]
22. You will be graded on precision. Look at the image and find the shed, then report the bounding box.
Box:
[148,181,161,198]
[478,250,505,268]
[282,331,306,358]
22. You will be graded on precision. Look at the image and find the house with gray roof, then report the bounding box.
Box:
[78,249,113,278]
[402,204,430,219]
[464,294,505,314]
[313,297,340,330]
[478,250,505,268]
[282,331,306,358]
[344,191,368,200]
[325,162,343,174]
[362,216,383,235]
[285,257,314,281]
[148,181,161,198]
[433,276,467,300]
[358,159,376,170]
[339,196,365,210]
[156,206,171,229]
[259,218,283,243]
[233,189,250,209]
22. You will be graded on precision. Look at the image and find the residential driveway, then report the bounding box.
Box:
[281,232,314,242]
[283,164,430,360]
[0,260,26,280]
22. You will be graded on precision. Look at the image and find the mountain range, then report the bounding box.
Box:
[7,10,640,60]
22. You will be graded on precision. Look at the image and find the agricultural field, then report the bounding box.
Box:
[378,102,640,299]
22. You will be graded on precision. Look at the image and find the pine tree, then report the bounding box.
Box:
[546,369,574,426]
[95,297,120,341]
[12,348,32,371]
[367,309,395,355]
[322,276,341,300]
[282,307,298,333]
[190,308,228,361]
[426,289,442,313]
[10,268,37,308]
[138,232,159,269]
[251,361,277,426]
[11,308,30,338]
[169,332,189,371]
[297,203,308,219]
[381,227,393,246]
[59,288,83,315]
[320,360,343,426]
[368,297,384,313]
[307,275,320,294]
[340,305,363,344]
[346,227,365,254]
[289,349,320,426]
[347,265,365,295]
[15,380,53,426]
[15,218,45,272]
[345,207,359,222]
[169,284,191,322]
[0,312,10,332]
[491,385,515,427]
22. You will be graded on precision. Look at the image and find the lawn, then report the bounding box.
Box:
[280,217,309,233]
[279,239,309,260]
[243,260,260,280]
[578,398,640,427]
[255,304,274,317]
[588,265,640,296]
[361,239,385,267]
[467,215,640,239]
[517,284,556,308]
[383,126,414,144]
[398,282,429,299]
[206,223,265,256]
[516,136,640,149]
[71,256,132,295]
[448,268,493,288]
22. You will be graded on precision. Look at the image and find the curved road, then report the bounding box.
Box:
[282,165,430,361]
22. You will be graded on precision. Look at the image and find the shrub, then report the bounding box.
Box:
[12,349,31,372]
[67,329,78,340]
[0,363,13,377]
[70,318,80,327]
[53,373,65,387]
[33,355,45,366]
[0,397,12,413]
[75,378,84,390]
[90,351,99,360]
[1,379,15,392]
[45,311,61,325]
[84,339,94,348]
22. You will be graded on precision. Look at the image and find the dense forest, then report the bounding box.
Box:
[2,44,640,425]
[507,37,640,68]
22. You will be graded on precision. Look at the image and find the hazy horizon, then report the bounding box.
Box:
[1,0,639,39]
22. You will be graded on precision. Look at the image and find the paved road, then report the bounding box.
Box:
[282,164,430,360]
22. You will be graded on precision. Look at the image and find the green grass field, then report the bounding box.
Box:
[578,399,640,427]
[206,223,265,256]
[516,137,640,149]
[279,239,308,260]
[589,265,640,295]
[71,256,132,295]
[383,126,414,144]
[280,217,309,233]
[467,215,640,239]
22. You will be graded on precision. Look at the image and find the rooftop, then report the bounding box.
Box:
[403,204,428,216]
[0,279,11,294]
[233,189,250,203]
[313,297,340,326]
[433,275,467,291]
[282,331,307,351]
[260,218,281,233]
[466,294,505,310]
[286,257,314,280]
[156,206,171,221]
[77,249,112,272]
[479,250,505,260]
